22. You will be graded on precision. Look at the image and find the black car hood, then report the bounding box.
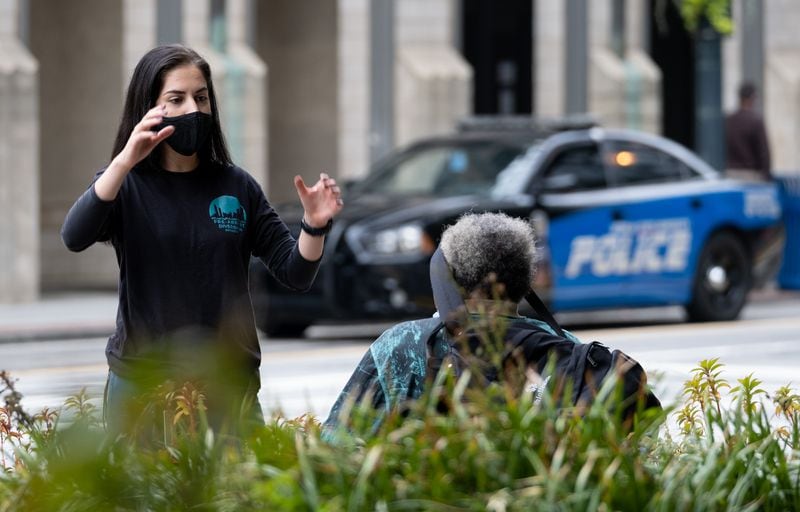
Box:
[272,192,535,232]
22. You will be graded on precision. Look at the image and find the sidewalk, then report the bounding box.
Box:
[0,287,797,343]
[0,291,117,342]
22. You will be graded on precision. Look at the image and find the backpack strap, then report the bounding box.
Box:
[524,290,566,338]
[423,320,454,379]
[430,248,468,333]
[501,321,573,374]
[424,321,447,352]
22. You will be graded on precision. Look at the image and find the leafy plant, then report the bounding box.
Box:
[656,0,734,36]
[0,358,797,511]
[680,0,733,34]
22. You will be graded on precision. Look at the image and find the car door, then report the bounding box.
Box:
[598,138,705,306]
[533,141,635,311]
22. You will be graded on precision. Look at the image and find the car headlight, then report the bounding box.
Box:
[363,224,433,256]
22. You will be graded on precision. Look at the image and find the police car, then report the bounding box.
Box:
[250,118,785,336]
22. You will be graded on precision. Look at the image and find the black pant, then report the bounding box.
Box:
[103,369,265,440]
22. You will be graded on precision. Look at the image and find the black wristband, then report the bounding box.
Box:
[300,218,333,237]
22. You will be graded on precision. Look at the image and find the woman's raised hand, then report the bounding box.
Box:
[115,105,175,170]
[95,106,175,201]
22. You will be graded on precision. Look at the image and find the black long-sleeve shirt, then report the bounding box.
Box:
[62,162,320,381]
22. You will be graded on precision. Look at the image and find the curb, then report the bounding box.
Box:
[0,290,796,344]
[748,287,800,303]
[0,323,115,344]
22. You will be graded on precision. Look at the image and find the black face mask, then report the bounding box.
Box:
[156,111,213,156]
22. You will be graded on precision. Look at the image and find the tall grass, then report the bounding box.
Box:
[0,360,797,511]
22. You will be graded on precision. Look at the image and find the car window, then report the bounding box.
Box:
[363,148,447,194]
[541,144,606,192]
[491,143,544,196]
[603,141,694,187]
[355,141,527,196]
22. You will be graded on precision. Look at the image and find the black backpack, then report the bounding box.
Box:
[427,248,662,423]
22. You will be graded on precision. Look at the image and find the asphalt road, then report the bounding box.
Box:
[1,296,799,422]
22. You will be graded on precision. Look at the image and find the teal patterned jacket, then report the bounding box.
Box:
[322,315,579,436]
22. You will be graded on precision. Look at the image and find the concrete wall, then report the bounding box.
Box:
[336,0,470,180]
[396,0,453,46]
[395,0,471,148]
[123,0,157,87]
[535,1,566,117]
[180,0,267,190]
[395,44,472,147]
[0,0,39,302]
[765,0,800,173]
[31,0,123,289]
[256,0,339,204]
[622,0,661,133]
[587,47,660,133]
[722,0,743,112]
[337,0,370,180]
[226,0,268,188]
[539,0,660,133]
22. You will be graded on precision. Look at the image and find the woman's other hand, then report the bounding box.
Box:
[293,172,344,228]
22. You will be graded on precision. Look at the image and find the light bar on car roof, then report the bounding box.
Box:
[456,114,598,134]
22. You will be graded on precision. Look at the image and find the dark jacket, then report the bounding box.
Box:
[322,315,581,438]
[725,108,771,179]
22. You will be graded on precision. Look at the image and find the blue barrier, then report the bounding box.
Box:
[778,176,800,290]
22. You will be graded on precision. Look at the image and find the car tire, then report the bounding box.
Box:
[686,231,752,322]
[258,321,310,339]
[254,308,309,338]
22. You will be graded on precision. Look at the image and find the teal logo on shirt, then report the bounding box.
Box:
[209,195,247,233]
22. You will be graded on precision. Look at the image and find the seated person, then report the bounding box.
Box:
[322,212,584,436]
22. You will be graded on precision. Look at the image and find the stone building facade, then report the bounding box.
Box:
[0,0,798,301]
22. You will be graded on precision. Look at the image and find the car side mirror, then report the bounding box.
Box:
[342,179,359,193]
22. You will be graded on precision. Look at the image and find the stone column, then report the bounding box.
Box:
[764,0,799,174]
[537,0,659,133]
[624,0,661,134]
[182,0,228,116]
[31,0,123,289]
[394,0,471,148]
[587,0,622,125]
[122,0,157,89]
[226,0,268,189]
[256,0,339,203]
[535,0,566,117]
[338,0,370,180]
[587,0,660,133]
[722,0,743,111]
[0,0,39,302]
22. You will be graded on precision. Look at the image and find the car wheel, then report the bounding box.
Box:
[686,231,751,322]
[260,322,310,339]
[255,312,309,338]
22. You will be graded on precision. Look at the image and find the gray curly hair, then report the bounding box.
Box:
[439,212,538,302]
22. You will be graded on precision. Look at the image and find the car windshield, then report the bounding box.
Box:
[352,140,534,196]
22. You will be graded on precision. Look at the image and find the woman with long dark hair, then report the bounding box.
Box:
[61,45,343,435]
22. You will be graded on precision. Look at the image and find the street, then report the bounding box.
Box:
[1,295,799,422]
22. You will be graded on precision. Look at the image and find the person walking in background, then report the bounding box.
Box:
[725,82,772,180]
[61,44,343,436]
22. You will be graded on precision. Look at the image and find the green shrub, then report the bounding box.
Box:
[0,360,798,511]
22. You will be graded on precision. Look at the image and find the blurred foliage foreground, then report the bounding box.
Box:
[0,358,798,512]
